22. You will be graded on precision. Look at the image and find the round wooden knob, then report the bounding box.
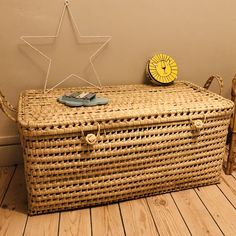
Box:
[192,120,203,131]
[85,133,97,145]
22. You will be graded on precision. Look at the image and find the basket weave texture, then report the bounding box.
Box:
[17,81,234,215]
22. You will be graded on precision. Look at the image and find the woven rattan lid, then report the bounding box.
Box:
[18,81,234,136]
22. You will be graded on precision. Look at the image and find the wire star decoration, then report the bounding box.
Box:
[21,0,112,93]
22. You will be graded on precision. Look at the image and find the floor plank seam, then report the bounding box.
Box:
[144,198,160,236]
[193,188,225,236]
[57,213,61,236]
[216,184,236,210]
[231,173,236,181]
[22,215,29,236]
[15,165,28,236]
[118,203,127,236]
[170,193,193,236]
[0,165,16,206]
[90,208,93,236]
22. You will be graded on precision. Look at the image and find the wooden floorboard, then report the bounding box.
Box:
[0,165,28,236]
[0,166,236,236]
[24,213,59,236]
[0,166,15,204]
[59,208,91,236]
[119,198,158,236]
[218,172,236,208]
[196,184,236,236]
[91,204,125,236]
[147,194,191,236]
[172,188,223,236]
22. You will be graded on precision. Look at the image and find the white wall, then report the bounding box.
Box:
[1,0,236,165]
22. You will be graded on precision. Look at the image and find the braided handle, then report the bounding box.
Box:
[0,90,17,122]
[203,75,223,96]
[231,73,236,98]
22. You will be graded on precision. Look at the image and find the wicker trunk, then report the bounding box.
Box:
[17,81,233,215]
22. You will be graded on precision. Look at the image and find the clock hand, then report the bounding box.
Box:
[161,61,166,73]
[162,63,166,73]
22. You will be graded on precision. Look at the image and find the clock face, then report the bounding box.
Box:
[148,54,178,84]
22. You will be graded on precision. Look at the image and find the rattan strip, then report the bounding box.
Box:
[27,153,224,191]
[24,117,228,150]
[29,176,219,215]
[24,127,227,158]
[25,132,226,167]
[25,117,228,148]
[28,171,220,215]
[18,82,233,134]
[29,168,221,204]
[26,137,224,168]
[26,153,223,195]
[26,149,225,183]
[24,134,226,173]
[19,109,232,137]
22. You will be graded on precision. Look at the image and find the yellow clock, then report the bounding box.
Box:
[147,53,178,85]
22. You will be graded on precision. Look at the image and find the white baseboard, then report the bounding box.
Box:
[0,144,23,166]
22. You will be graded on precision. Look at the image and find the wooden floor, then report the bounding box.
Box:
[1,165,236,236]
